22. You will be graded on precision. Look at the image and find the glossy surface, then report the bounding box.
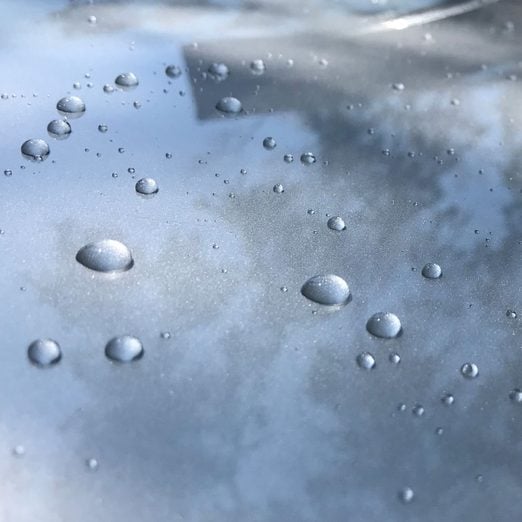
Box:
[1,1,521,521]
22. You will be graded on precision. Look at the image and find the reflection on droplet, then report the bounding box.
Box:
[461,362,479,379]
[250,59,266,75]
[509,388,522,403]
[165,65,182,78]
[366,313,402,339]
[441,393,455,406]
[115,72,139,88]
[216,96,242,114]
[135,178,159,195]
[27,339,62,367]
[273,183,284,194]
[300,152,316,165]
[21,139,50,161]
[327,216,346,231]
[422,262,442,279]
[76,240,134,273]
[398,487,414,504]
[208,62,229,81]
[47,119,71,140]
[56,96,86,117]
[263,137,276,150]
[301,274,350,306]
[356,352,376,370]
[105,335,144,362]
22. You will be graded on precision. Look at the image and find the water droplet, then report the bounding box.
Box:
[98,124,108,133]
[207,62,229,82]
[476,474,484,483]
[27,339,62,367]
[103,84,114,93]
[21,139,50,162]
[87,15,97,24]
[4,169,12,177]
[73,81,81,89]
[135,178,159,195]
[435,427,444,436]
[300,152,316,165]
[506,309,518,319]
[273,183,284,194]
[105,335,144,362]
[327,216,346,231]
[76,240,134,273]
[280,286,288,293]
[412,404,425,417]
[461,362,479,379]
[421,262,442,279]
[509,388,522,403]
[392,83,405,91]
[301,274,350,306]
[398,487,414,504]
[13,445,25,457]
[86,458,99,471]
[160,331,171,340]
[356,352,376,370]
[216,96,242,114]
[389,352,401,364]
[56,96,85,117]
[284,154,294,163]
[165,65,182,78]
[263,137,276,150]
[47,119,71,140]
[397,403,407,412]
[250,59,266,75]
[115,72,139,89]
[441,393,455,406]
[366,313,402,339]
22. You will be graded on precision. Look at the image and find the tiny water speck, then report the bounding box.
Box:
[301,274,350,306]
[105,335,144,362]
[27,339,62,367]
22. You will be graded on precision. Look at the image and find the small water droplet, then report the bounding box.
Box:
[421,262,442,279]
[103,84,114,93]
[115,72,139,89]
[356,352,376,370]
[412,404,425,417]
[441,393,455,406]
[208,62,229,82]
[389,352,401,364]
[160,331,171,340]
[300,152,316,165]
[165,65,182,78]
[397,403,407,412]
[366,313,402,339]
[98,124,108,133]
[476,474,484,483]
[509,388,522,403]
[216,96,242,114]
[86,458,99,471]
[273,183,284,194]
[27,339,62,367]
[392,83,405,91]
[4,169,12,177]
[47,119,71,140]
[327,216,346,231]
[506,309,518,319]
[461,362,479,379]
[105,335,144,362]
[435,427,444,436]
[56,96,85,117]
[21,139,50,162]
[87,15,97,24]
[284,154,294,163]
[135,178,158,195]
[13,445,25,457]
[76,240,134,273]
[263,137,276,150]
[301,274,350,306]
[250,59,266,75]
[398,487,414,504]
[73,81,81,90]
[280,286,288,293]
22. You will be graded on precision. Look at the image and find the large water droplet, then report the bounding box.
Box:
[301,274,350,306]
[356,352,376,370]
[47,119,71,140]
[208,62,229,82]
[216,96,242,114]
[56,96,86,117]
[366,313,402,339]
[327,216,346,231]
[105,335,144,362]
[398,487,415,504]
[21,139,50,161]
[422,262,442,279]
[115,72,139,89]
[27,339,62,367]
[461,362,479,379]
[135,178,159,195]
[76,240,134,273]
[300,152,316,165]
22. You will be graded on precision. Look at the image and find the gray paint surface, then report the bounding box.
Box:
[0,1,521,520]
